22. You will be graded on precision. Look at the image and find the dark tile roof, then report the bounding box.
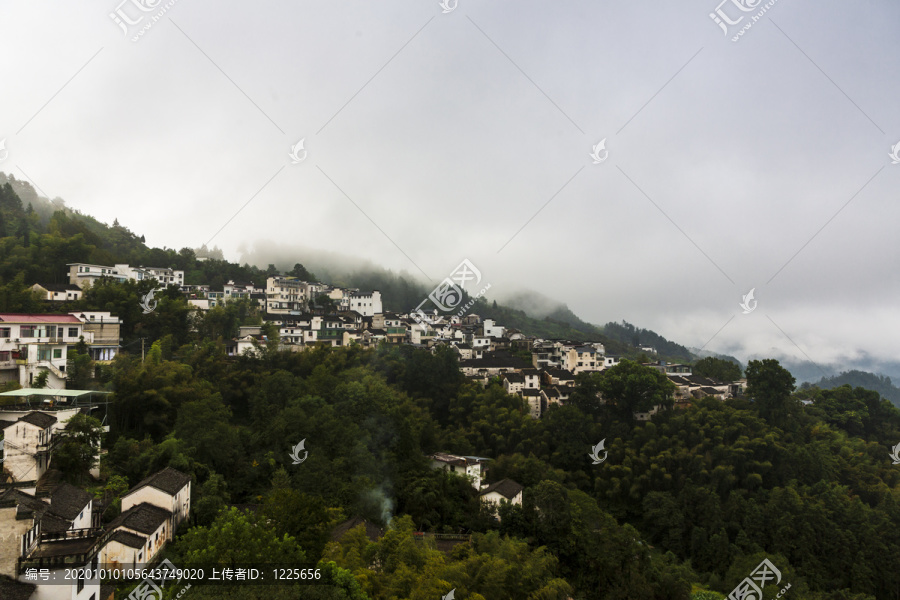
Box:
[543,368,575,379]
[331,516,383,543]
[459,351,530,369]
[129,467,191,496]
[17,412,57,429]
[107,502,172,535]
[479,479,524,500]
[38,283,82,292]
[521,389,541,397]
[503,373,524,383]
[0,578,36,600]
[48,482,92,520]
[0,489,48,516]
[429,452,469,467]
[40,511,73,533]
[109,530,146,549]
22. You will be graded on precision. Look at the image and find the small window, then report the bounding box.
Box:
[68,327,79,337]
[53,349,62,359]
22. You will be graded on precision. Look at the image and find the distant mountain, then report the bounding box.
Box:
[807,370,900,408]
[601,320,693,363]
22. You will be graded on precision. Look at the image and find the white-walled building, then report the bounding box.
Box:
[121,467,192,532]
[428,452,489,489]
[0,314,86,388]
[266,277,309,314]
[479,479,524,511]
[348,291,382,317]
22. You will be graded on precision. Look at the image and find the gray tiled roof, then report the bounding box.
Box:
[109,530,147,549]
[107,502,172,535]
[48,482,92,520]
[129,467,191,496]
[479,478,524,500]
[17,412,58,429]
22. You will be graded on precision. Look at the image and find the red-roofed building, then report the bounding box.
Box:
[0,314,86,388]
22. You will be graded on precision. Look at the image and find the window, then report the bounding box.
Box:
[77,573,84,592]
[0,327,9,338]
[53,349,62,359]
[20,325,36,338]
[68,327,79,337]
[38,347,52,361]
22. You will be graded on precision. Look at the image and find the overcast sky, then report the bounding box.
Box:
[1,0,898,376]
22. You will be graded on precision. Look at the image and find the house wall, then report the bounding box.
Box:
[122,484,190,533]
[98,539,140,569]
[2,422,45,482]
[0,506,33,577]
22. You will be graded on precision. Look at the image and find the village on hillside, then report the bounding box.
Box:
[0,262,748,599]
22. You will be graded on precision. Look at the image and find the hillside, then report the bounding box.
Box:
[806,370,900,408]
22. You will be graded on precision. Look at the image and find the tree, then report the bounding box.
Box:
[745,359,796,422]
[51,413,103,484]
[693,357,742,382]
[596,359,676,420]
[32,369,49,389]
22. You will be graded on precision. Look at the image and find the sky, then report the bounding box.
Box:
[1,0,898,377]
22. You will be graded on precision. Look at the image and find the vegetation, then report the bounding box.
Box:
[2,176,900,598]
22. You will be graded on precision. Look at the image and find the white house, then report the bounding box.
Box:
[348,291,382,317]
[0,313,86,388]
[428,452,489,489]
[266,277,309,314]
[479,478,524,521]
[30,283,83,302]
[1,412,59,483]
[482,319,505,339]
[121,467,192,533]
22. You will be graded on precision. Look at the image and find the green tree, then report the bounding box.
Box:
[596,359,676,420]
[745,359,797,422]
[693,357,742,382]
[51,413,103,484]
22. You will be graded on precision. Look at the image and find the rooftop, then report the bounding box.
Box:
[108,502,172,535]
[479,479,524,500]
[128,467,191,496]
[0,313,82,324]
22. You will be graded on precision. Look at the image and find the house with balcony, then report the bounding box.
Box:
[69,311,121,362]
[66,263,127,289]
[0,314,86,388]
[266,277,309,315]
[0,466,190,600]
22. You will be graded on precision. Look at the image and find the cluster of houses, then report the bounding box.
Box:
[0,396,191,599]
[20,266,746,419]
